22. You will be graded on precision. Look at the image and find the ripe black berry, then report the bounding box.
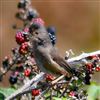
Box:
[2,57,9,69]
[17,2,26,9]
[47,26,56,45]
[84,72,91,85]
[9,75,17,85]
[27,11,35,21]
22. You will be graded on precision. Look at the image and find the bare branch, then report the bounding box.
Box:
[5,72,45,100]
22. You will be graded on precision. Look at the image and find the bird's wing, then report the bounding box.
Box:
[44,53,71,76]
[37,46,71,76]
[50,48,74,75]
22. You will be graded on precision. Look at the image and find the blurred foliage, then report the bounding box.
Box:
[87,83,100,100]
[0,87,16,99]
[53,97,67,100]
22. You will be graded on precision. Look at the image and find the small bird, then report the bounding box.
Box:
[30,24,73,78]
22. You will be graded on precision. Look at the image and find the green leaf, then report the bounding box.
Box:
[53,97,67,100]
[62,97,68,100]
[0,93,5,100]
[53,97,62,100]
[87,83,100,100]
[0,87,16,97]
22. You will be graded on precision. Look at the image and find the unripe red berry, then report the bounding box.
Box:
[46,74,54,81]
[96,67,100,72]
[69,91,75,97]
[87,55,98,60]
[19,42,28,54]
[24,68,31,76]
[31,18,44,26]
[15,31,25,45]
[85,63,93,72]
[24,27,29,33]
[32,89,40,96]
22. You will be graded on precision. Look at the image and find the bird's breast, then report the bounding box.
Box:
[33,49,48,72]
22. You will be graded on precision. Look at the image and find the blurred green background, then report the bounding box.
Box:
[0,0,100,87]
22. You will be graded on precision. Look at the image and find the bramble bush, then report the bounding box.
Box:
[0,0,100,100]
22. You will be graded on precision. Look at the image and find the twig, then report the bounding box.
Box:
[5,74,65,100]
[67,50,100,62]
[5,72,45,100]
[51,75,65,85]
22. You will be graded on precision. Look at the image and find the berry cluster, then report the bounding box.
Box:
[16,31,25,44]
[16,0,39,22]
[84,55,100,85]
[16,0,56,45]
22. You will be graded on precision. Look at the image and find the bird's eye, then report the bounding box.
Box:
[35,32,39,35]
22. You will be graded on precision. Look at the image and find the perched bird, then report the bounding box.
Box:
[30,24,73,78]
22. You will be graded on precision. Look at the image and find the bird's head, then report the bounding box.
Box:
[29,23,51,46]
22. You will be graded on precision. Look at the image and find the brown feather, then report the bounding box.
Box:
[50,47,73,74]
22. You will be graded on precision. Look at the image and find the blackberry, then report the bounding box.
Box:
[47,26,56,45]
[9,75,17,85]
[2,57,9,69]
[17,2,26,9]
[84,71,91,85]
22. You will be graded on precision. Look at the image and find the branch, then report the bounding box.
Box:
[51,75,65,85]
[5,72,45,100]
[67,50,100,62]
